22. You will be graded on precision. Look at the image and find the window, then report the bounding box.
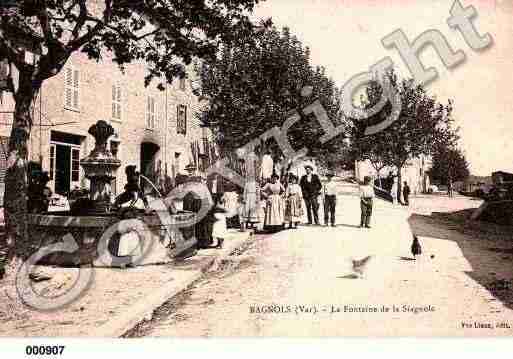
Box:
[177,104,187,135]
[49,145,55,180]
[179,77,186,91]
[146,96,156,129]
[64,67,79,110]
[112,85,122,120]
[71,148,80,182]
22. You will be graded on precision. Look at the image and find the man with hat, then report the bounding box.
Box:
[323,170,337,226]
[300,164,322,225]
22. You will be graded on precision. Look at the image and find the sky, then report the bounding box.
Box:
[252,0,513,176]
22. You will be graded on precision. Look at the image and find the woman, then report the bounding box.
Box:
[390,177,398,205]
[285,174,303,229]
[222,187,239,228]
[262,173,285,231]
[212,196,228,249]
[241,151,260,229]
[359,176,375,228]
[241,182,260,228]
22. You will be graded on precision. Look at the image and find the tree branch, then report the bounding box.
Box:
[71,0,88,39]
[0,21,27,69]
[66,0,113,52]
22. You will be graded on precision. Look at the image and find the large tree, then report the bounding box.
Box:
[195,26,348,161]
[349,70,459,199]
[0,0,265,260]
[429,145,470,189]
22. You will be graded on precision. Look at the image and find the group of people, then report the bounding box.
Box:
[212,164,361,240]
[240,164,338,231]
[389,178,411,206]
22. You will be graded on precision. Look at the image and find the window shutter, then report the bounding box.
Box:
[147,96,155,128]
[146,97,150,127]
[151,97,156,128]
[65,68,73,108]
[112,85,121,120]
[73,69,79,109]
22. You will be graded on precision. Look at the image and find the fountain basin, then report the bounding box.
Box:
[27,211,196,267]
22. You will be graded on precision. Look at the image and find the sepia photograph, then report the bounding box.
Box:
[0,0,512,355]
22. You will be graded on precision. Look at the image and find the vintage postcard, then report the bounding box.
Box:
[1,0,512,354]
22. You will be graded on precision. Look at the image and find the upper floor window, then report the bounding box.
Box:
[64,67,79,111]
[146,96,156,129]
[177,104,187,135]
[179,77,186,91]
[112,85,122,121]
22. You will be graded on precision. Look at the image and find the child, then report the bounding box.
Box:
[323,171,337,226]
[359,176,375,228]
[285,174,303,229]
[212,196,228,249]
[237,194,246,232]
[114,165,149,209]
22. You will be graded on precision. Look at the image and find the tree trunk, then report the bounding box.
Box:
[396,165,403,204]
[3,70,38,262]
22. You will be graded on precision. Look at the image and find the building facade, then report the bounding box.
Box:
[0,51,211,200]
[355,155,432,195]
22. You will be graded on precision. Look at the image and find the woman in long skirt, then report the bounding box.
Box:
[242,180,260,227]
[285,175,303,229]
[212,197,228,249]
[262,174,285,231]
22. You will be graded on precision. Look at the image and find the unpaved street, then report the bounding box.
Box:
[128,186,513,337]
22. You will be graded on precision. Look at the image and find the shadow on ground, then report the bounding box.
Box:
[408,210,513,311]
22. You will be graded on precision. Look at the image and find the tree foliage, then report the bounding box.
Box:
[429,145,470,185]
[195,26,348,161]
[0,0,266,257]
[348,70,459,196]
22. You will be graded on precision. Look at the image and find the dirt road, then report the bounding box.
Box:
[129,189,513,337]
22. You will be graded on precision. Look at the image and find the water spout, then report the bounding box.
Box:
[139,174,163,199]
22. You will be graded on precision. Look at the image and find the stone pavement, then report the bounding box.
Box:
[0,229,252,337]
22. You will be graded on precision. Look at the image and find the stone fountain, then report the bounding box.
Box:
[26,121,197,267]
[79,120,121,215]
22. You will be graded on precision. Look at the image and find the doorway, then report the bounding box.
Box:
[50,131,82,195]
[140,142,160,179]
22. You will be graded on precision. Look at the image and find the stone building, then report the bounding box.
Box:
[0,51,211,201]
[355,155,432,195]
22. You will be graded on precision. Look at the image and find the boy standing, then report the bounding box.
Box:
[323,171,337,227]
[359,176,375,228]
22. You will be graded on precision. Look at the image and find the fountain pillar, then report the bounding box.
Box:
[80,120,121,215]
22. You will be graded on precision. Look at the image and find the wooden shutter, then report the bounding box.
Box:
[112,85,121,120]
[65,68,73,108]
[73,69,79,109]
[146,96,155,128]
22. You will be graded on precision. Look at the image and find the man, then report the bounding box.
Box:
[300,164,322,225]
[359,176,375,228]
[323,171,337,226]
[402,181,411,205]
